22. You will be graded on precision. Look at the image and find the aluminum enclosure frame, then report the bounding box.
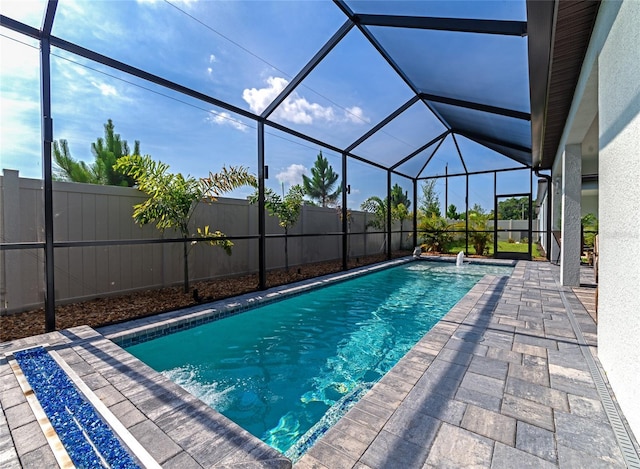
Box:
[1,0,544,329]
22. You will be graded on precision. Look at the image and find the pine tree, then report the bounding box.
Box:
[53,119,138,186]
[302,151,341,207]
[91,119,138,186]
[390,183,411,210]
[420,179,441,217]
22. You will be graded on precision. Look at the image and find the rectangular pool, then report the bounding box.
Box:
[126,261,512,458]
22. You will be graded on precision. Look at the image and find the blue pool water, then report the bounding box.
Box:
[126,262,512,456]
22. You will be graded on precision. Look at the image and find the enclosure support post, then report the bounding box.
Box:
[529,168,533,259]
[42,1,57,332]
[493,172,498,256]
[257,121,266,290]
[465,174,469,255]
[412,178,418,250]
[387,171,392,260]
[445,164,448,215]
[545,175,552,261]
[341,153,348,271]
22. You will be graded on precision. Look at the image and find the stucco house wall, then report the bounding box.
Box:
[597,0,640,440]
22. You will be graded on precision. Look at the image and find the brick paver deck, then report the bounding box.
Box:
[295,261,635,468]
[1,260,637,468]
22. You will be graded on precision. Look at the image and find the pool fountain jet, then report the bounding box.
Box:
[456,251,465,266]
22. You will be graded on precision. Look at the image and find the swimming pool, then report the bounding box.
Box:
[126,261,512,457]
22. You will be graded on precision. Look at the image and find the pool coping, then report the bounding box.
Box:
[99,257,415,347]
[99,256,517,348]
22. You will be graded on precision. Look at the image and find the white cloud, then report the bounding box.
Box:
[91,81,118,96]
[0,1,45,24]
[206,111,249,132]
[0,33,40,79]
[276,164,307,186]
[242,76,367,125]
[243,76,287,115]
[345,106,370,124]
[0,97,41,177]
[206,54,216,76]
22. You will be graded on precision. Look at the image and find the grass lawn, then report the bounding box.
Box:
[448,240,541,257]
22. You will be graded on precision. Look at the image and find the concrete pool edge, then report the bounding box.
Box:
[295,261,635,468]
[99,256,515,348]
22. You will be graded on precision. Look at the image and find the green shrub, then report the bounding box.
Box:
[418,215,454,253]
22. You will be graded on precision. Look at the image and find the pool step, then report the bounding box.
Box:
[5,345,161,469]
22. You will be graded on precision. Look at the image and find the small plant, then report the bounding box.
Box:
[508,237,516,244]
[249,184,304,272]
[468,212,493,256]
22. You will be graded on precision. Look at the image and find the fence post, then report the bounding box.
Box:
[1,170,22,313]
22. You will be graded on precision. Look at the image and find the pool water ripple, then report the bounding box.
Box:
[127,262,512,455]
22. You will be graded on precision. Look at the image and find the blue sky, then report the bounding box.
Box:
[1,0,533,212]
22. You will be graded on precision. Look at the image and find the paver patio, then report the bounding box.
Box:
[295,261,636,468]
[1,260,637,468]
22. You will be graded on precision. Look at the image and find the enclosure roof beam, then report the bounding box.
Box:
[334,1,453,133]
[418,165,529,180]
[48,35,260,122]
[1,14,41,39]
[456,130,532,155]
[420,93,531,121]
[354,14,527,37]
[333,1,425,103]
[345,95,420,153]
[261,20,354,119]
[42,0,57,34]
[416,136,447,179]
[390,130,450,171]
[451,133,468,174]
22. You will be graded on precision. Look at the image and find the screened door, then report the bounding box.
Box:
[494,193,532,260]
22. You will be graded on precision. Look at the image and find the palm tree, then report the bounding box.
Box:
[393,203,410,249]
[360,196,388,254]
[361,194,412,251]
[302,151,341,207]
[115,155,257,292]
